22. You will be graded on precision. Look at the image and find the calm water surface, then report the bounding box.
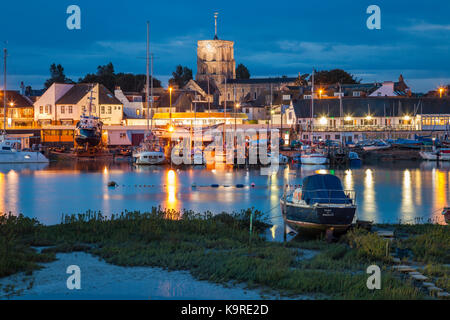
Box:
[0,161,447,235]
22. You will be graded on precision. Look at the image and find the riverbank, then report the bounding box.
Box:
[0,209,448,299]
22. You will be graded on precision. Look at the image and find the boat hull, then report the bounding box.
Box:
[300,154,329,165]
[0,150,49,164]
[281,200,356,234]
[419,151,450,161]
[133,151,165,165]
[75,129,101,147]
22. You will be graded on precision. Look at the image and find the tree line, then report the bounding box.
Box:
[43,62,358,93]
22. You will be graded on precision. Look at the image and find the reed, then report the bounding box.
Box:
[0,209,436,299]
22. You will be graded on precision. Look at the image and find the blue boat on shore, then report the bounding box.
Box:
[281,174,357,234]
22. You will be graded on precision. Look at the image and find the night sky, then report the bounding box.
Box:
[1,0,449,92]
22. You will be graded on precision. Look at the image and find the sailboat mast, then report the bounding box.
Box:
[310,69,314,142]
[146,21,150,135]
[3,48,6,133]
[151,53,154,130]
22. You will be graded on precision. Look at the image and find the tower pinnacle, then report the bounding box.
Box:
[214,12,219,40]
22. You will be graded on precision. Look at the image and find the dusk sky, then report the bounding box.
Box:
[1,0,449,92]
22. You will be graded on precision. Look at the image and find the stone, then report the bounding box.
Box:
[422,282,435,288]
[437,292,449,298]
[393,265,416,273]
[427,286,443,293]
[410,274,428,281]
[377,230,394,238]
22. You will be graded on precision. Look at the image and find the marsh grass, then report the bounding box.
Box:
[392,224,449,264]
[0,209,436,299]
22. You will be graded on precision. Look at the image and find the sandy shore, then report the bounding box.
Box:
[0,252,289,300]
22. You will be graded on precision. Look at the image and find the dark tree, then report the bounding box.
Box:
[44,64,73,89]
[236,64,250,79]
[78,62,161,92]
[312,69,360,85]
[169,65,193,88]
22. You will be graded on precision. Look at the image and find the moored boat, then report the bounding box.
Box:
[419,147,450,161]
[300,152,329,165]
[280,174,356,234]
[362,140,391,151]
[443,207,450,224]
[75,114,103,147]
[0,135,49,164]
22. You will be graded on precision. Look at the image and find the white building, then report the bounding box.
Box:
[34,83,124,126]
[33,83,74,126]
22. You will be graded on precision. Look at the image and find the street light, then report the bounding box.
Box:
[318,89,323,99]
[234,103,240,133]
[439,87,445,98]
[169,86,173,126]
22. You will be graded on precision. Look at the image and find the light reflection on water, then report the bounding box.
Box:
[0,161,447,226]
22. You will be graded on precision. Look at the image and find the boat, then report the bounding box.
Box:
[419,147,450,161]
[300,70,329,166]
[0,134,49,163]
[0,48,49,164]
[280,174,356,234]
[348,151,361,166]
[362,140,391,151]
[443,207,450,224]
[75,114,103,147]
[300,152,329,165]
[132,23,166,166]
[133,132,165,165]
[391,138,423,149]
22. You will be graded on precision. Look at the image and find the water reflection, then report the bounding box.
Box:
[166,169,177,212]
[401,169,414,220]
[0,161,447,225]
[363,169,376,221]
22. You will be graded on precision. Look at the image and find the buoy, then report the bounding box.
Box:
[107,181,118,187]
[211,184,219,188]
[236,184,244,188]
[251,183,255,187]
[192,183,197,188]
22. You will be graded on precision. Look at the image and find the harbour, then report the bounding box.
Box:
[0,160,447,227]
[0,1,449,305]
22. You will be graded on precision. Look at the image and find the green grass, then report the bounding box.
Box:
[0,209,436,299]
[392,224,450,264]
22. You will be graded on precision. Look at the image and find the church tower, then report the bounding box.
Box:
[196,13,236,84]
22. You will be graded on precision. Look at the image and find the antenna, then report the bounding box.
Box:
[214,12,219,40]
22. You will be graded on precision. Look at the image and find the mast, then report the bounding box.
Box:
[310,69,314,142]
[146,21,150,135]
[151,53,154,130]
[3,48,6,134]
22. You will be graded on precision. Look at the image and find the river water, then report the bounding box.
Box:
[0,161,447,236]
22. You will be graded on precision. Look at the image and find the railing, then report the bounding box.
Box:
[299,189,356,205]
[298,125,417,132]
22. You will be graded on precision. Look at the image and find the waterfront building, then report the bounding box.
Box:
[114,87,145,119]
[287,97,450,143]
[0,90,35,128]
[35,83,123,126]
